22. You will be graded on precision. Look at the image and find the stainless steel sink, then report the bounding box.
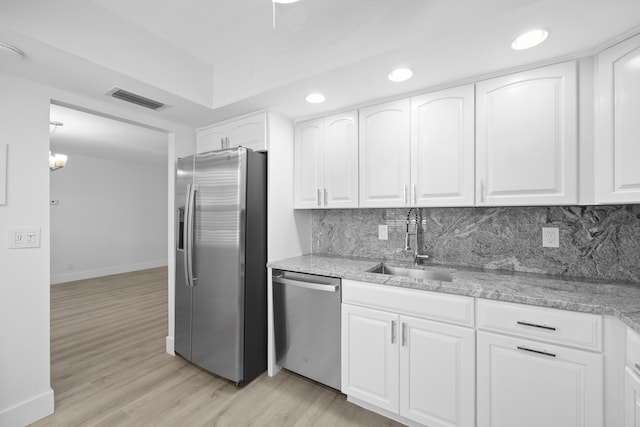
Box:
[370,264,453,282]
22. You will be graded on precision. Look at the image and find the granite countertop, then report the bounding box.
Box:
[268,253,640,335]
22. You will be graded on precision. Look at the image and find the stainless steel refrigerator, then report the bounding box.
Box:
[175,147,267,386]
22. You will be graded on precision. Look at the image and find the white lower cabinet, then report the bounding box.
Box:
[477,331,603,427]
[626,367,640,427]
[400,316,475,427]
[626,328,640,426]
[342,300,475,427]
[342,304,399,413]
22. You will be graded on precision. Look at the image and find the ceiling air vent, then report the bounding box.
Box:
[106,88,166,110]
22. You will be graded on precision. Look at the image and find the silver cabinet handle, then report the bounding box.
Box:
[221,137,225,150]
[272,276,339,292]
[517,345,556,358]
[401,322,407,346]
[403,184,408,205]
[226,137,230,149]
[517,321,556,331]
[480,179,485,203]
[324,189,328,206]
[317,189,322,207]
[413,184,417,205]
[391,321,396,344]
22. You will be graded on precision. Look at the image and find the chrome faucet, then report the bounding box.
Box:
[405,208,430,264]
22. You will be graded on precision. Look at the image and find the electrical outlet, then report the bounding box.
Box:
[378,225,388,240]
[542,227,559,248]
[8,227,41,249]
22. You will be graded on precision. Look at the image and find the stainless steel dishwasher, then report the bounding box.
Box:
[272,269,341,390]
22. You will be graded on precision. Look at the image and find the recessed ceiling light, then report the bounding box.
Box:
[0,42,25,57]
[388,68,413,82]
[511,29,550,50]
[305,93,326,104]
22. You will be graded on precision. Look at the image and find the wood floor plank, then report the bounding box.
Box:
[30,267,402,427]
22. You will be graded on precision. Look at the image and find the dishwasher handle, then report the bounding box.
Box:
[273,276,339,292]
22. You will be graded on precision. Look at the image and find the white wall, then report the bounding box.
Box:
[267,113,312,262]
[265,113,312,376]
[50,154,168,284]
[0,70,195,427]
[0,72,54,427]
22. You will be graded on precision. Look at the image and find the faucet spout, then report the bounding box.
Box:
[405,208,430,264]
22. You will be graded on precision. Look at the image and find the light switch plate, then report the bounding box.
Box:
[542,227,559,248]
[9,227,41,249]
[378,225,389,240]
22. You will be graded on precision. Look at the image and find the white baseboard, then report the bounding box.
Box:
[0,388,54,427]
[166,336,175,355]
[50,260,167,285]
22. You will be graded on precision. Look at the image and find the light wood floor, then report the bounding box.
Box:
[32,268,402,426]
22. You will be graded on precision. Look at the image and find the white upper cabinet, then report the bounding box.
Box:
[323,111,359,208]
[411,85,475,207]
[596,34,640,204]
[294,118,324,209]
[196,112,267,154]
[359,99,411,207]
[196,123,227,153]
[294,111,358,209]
[227,113,267,151]
[476,62,578,206]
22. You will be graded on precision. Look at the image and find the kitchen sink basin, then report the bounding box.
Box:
[370,264,454,282]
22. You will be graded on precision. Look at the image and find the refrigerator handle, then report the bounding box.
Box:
[185,184,198,287]
[183,184,192,287]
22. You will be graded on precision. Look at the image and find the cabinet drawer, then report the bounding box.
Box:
[477,299,603,351]
[342,279,474,327]
[628,328,640,373]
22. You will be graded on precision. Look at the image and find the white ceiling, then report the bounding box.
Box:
[2,0,640,161]
[49,104,168,167]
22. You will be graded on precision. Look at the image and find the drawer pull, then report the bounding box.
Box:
[402,322,407,347]
[391,321,396,344]
[517,345,556,358]
[517,320,556,331]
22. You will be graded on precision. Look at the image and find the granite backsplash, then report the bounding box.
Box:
[311,205,640,283]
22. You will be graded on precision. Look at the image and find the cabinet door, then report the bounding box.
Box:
[196,124,227,153]
[477,331,603,427]
[626,367,640,427]
[324,111,359,208]
[294,118,324,209]
[596,34,640,204]
[342,304,399,413]
[228,113,267,151]
[476,62,578,206]
[411,85,475,207]
[359,99,411,207]
[400,315,475,427]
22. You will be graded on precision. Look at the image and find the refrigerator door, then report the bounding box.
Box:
[175,155,194,360]
[191,148,247,382]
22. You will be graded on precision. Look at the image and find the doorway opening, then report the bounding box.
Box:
[49,103,169,284]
